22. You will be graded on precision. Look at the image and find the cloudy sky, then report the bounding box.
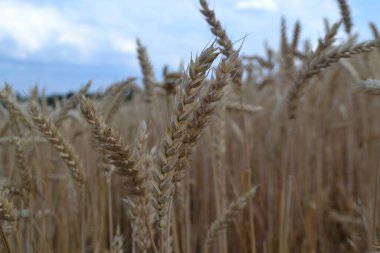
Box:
[0,0,379,95]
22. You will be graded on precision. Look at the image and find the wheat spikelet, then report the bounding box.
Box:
[316,21,342,54]
[0,195,16,245]
[287,39,380,119]
[291,20,301,51]
[226,102,262,114]
[370,22,380,39]
[14,139,32,195]
[202,187,257,253]
[137,39,155,104]
[30,103,86,189]
[369,22,380,56]
[0,195,16,233]
[281,17,289,60]
[0,85,33,130]
[55,81,91,127]
[133,120,148,160]
[280,17,294,80]
[111,226,125,253]
[0,185,23,197]
[153,45,218,227]
[324,18,331,34]
[336,0,352,34]
[163,67,183,95]
[355,79,380,95]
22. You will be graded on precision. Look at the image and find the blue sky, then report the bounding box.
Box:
[0,0,379,95]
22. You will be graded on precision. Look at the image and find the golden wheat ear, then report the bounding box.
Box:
[0,85,33,130]
[173,53,239,183]
[29,102,86,189]
[152,45,219,229]
[79,97,154,199]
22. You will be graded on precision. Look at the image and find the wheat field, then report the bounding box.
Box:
[0,0,380,252]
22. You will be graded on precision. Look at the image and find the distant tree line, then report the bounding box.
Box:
[4,89,134,108]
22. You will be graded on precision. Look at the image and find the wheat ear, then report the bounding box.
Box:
[336,0,352,34]
[291,20,301,51]
[153,45,219,228]
[370,22,380,39]
[287,39,380,119]
[105,78,135,122]
[14,139,32,195]
[124,155,155,252]
[137,39,155,104]
[173,54,238,183]
[0,195,16,222]
[79,97,153,197]
[55,81,92,127]
[199,0,242,86]
[30,103,86,189]
[0,85,33,130]
[133,120,148,160]
[202,187,257,253]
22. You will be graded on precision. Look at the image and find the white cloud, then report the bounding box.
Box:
[111,36,136,55]
[0,1,95,57]
[236,0,278,12]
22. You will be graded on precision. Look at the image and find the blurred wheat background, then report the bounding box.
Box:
[1,0,380,252]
